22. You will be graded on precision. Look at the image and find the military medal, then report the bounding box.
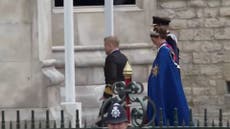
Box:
[152,65,159,76]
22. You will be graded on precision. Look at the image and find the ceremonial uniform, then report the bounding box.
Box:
[147,42,190,126]
[166,33,180,65]
[152,16,180,65]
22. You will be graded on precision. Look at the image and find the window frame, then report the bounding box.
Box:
[54,0,136,7]
[52,0,143,13]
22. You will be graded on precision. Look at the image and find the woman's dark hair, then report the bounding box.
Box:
[156,27,168,39]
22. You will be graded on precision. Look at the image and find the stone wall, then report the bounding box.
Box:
[156,0,230,119]
[50,0,230,124]
[52,0,155,46]
[0,0,48,108]
[0,0,229,126]
[50,0,157,124]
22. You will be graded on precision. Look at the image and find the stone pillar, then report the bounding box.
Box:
[62,0,82,127]
[104,0,114,36]
[36,0,52,60]
[35,0,82,127]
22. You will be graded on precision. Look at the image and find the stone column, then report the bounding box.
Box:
[36,0,52,60]
[62,0,82,127]
[35,0,82,127]
[104,0,114,36]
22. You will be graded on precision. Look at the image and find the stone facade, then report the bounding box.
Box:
[0,0,50,108]
[51,0,230,124]
[0,0,229,126]
[156,0,230,120]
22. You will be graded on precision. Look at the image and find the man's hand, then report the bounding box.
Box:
[102,85,113,99]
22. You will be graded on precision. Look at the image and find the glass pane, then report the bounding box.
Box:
[227,81,230,93]
[55,0,136,7]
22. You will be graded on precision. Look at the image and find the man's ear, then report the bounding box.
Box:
[110,43,116,49]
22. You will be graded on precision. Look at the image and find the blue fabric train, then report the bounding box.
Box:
[147,43,190,126]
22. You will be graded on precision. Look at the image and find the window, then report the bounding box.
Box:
[55,0,136,7]
[227,81,230,94]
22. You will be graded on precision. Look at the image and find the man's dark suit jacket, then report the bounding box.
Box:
[104,50,128,85]
[98,50,128,125]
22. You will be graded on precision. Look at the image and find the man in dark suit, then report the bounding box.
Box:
[102,36,128,99]
[96,36,128,127]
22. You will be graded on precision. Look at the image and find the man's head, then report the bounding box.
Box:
[104,36,120,55]
[105,103,128,129]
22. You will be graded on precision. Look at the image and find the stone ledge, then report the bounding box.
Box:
[52,43,154,67]
[52,43,152,52]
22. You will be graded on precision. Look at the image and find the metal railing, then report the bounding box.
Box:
[0,82,229,129]
[1,110,80,129]
[0,108,229,129]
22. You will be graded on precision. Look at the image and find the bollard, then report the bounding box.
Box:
[123,62,132,122]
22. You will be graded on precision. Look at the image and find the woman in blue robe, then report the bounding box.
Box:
[147,28,190,126]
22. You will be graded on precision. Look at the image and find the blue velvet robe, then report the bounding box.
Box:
[147,43,190,126]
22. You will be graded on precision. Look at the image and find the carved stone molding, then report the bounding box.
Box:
[42,59,64,86]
